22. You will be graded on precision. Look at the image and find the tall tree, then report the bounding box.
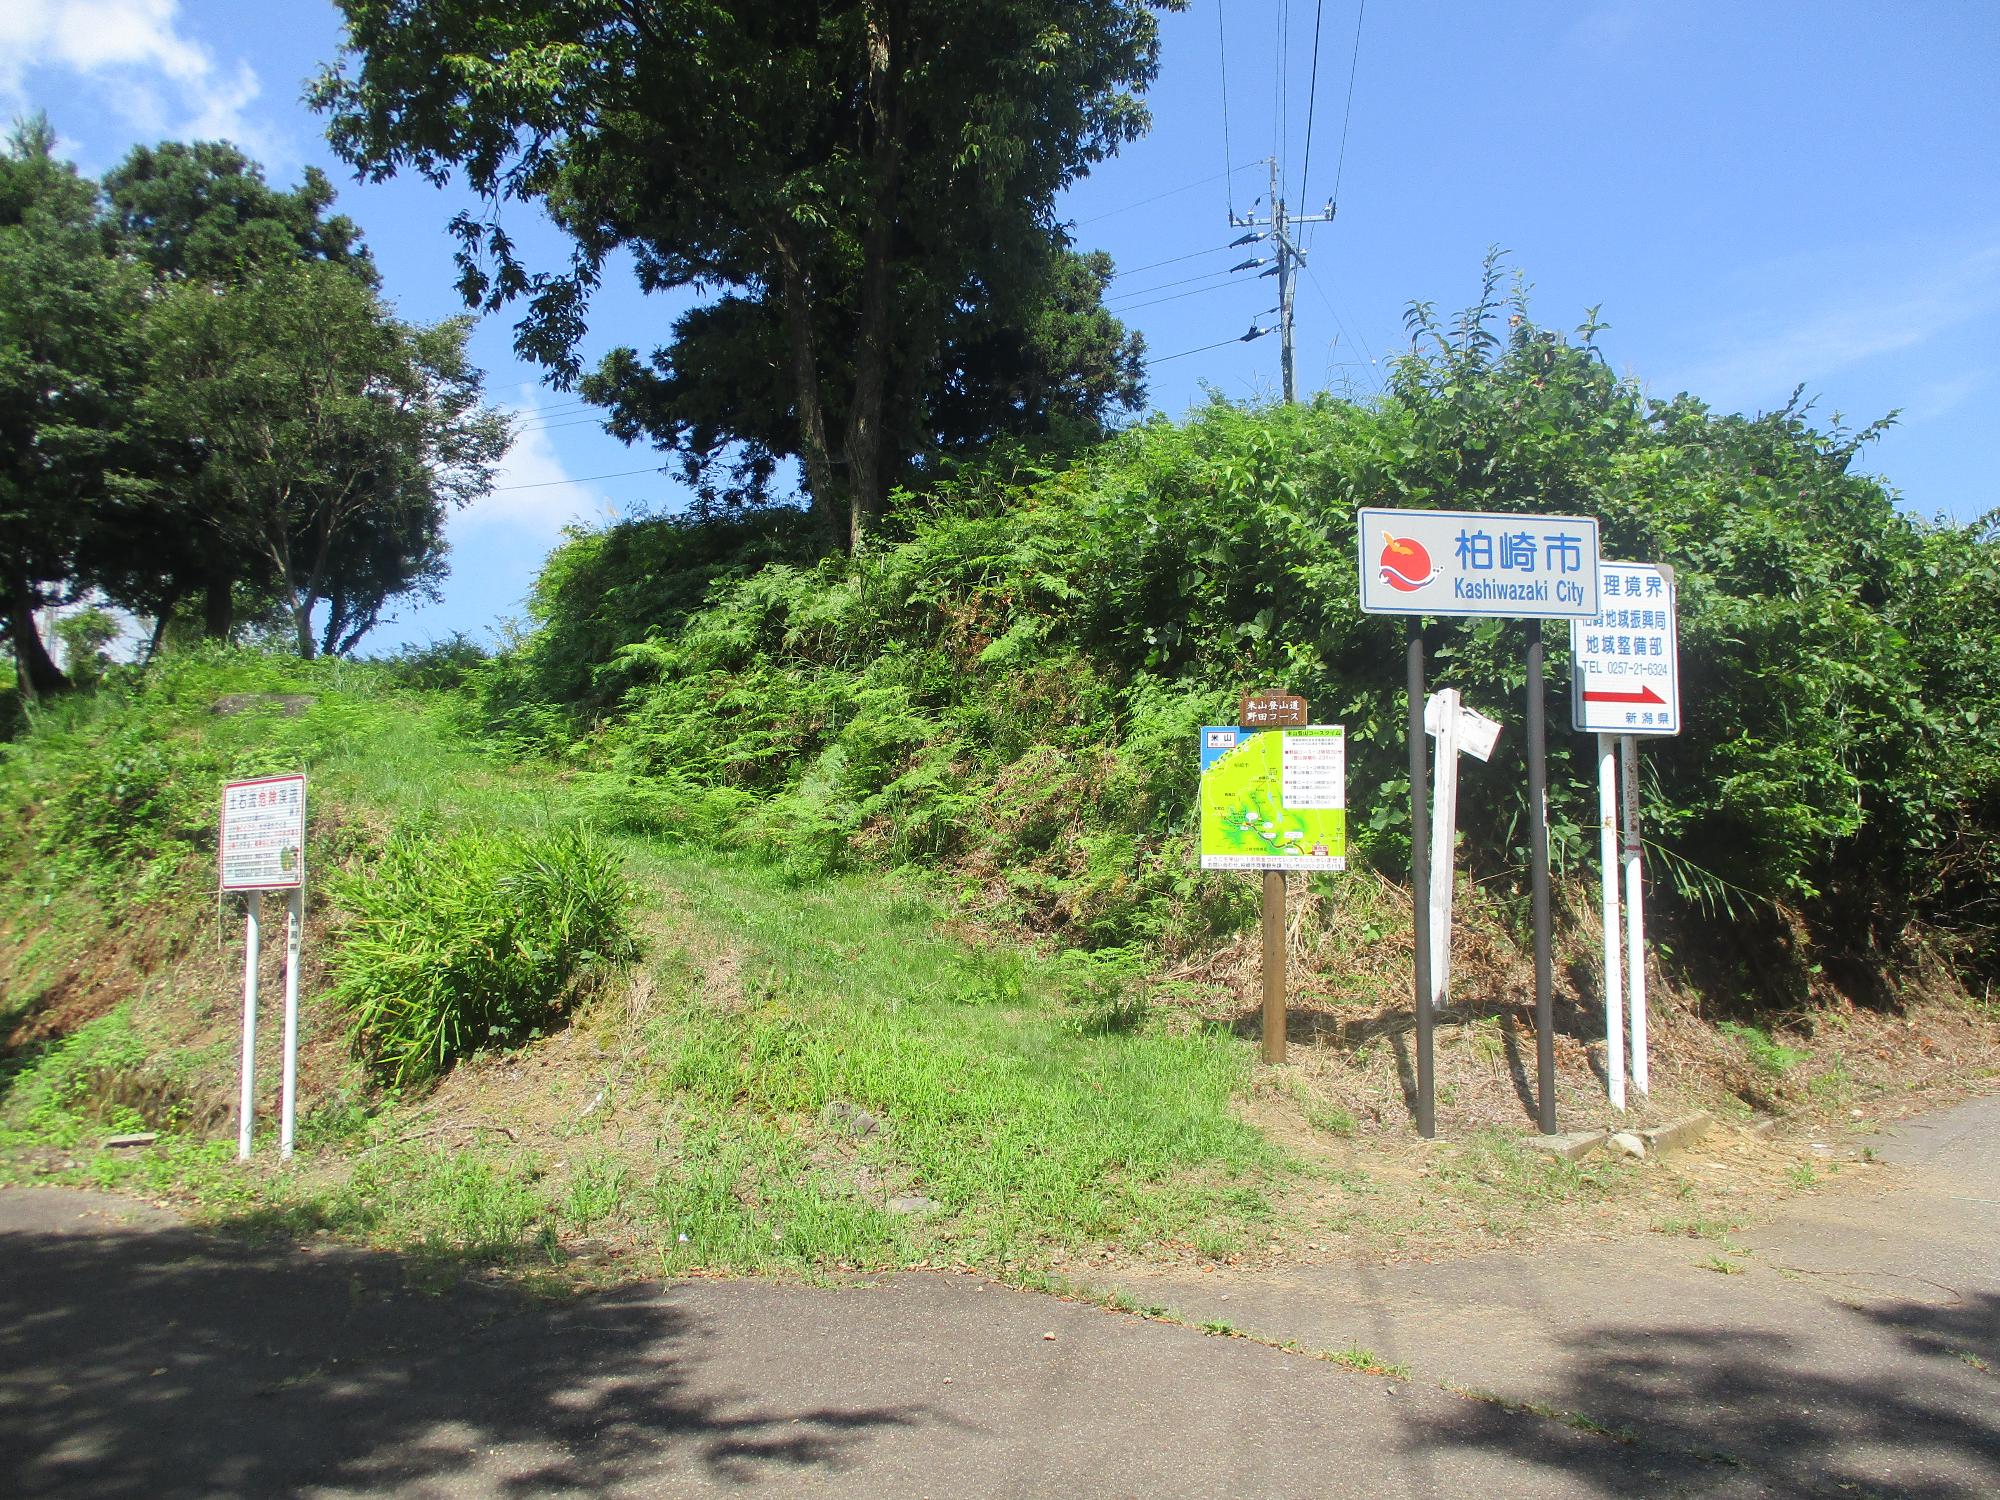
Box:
[0,117,147,700]
[581,245,1145,515]
[316,0,1172,549]
[103,141,375,286]
[144,259,507,656]
[98,141,383,639]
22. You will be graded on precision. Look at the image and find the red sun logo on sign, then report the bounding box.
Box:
[1378,533,1435,592]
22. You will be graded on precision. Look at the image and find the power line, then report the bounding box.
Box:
[510,415,615,437]
[1331,0,1368,205]
[490,464,662,493]
[1273,0,1287,170]
[1278,0,1290,177]
[1145,332,1268,368]
[1300,258,1383,394]
[1110,243,1234,280]
[1298,0,1326,208]
[1075,162,1261,225]
[1217,0,1236,219]
[1115,279,1257,316]
[1107,265,1238,303]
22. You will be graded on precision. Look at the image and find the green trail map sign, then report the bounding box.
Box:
[1199,726,1347,871]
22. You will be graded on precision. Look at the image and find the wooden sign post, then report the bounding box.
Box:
[1240,691,1308,1064]
[1201,695,1345,1066]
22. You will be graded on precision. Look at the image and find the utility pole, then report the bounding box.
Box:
[1230,157,1334,403]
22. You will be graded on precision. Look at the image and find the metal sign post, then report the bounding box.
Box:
[1360,508,1600,1136]
[1198,714,1346,1067]
[280,884,303,1158]
[1597,735,1626,1112]
[1526,622,1557,1135]
[220,773,307,1162]
[1621,735,1650,1095]
[1572,563,1679,1105]
[237,894,261,1162]
[1406,623,1432,1134]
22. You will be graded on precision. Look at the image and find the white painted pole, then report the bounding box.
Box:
[279,884,303,1160]
[1597,735,1625,1111]
[1621,734,1649,1095]
[237,894,261,1161]
[1432,692,1464,1016]
[1427,690,1460,1015]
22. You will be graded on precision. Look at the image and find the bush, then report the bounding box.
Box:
[472,262,2000,995]
[330,823,636,1086]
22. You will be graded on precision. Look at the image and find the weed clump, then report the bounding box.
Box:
[331,823,635,1086]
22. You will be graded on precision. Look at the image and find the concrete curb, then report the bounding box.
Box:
[1520,1131,1607,1162]
[1638,1111,1713,1155]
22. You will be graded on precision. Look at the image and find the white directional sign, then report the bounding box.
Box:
[1570,562,1680,735]
[1356,507,1601,618]
[1424,693,1502,762]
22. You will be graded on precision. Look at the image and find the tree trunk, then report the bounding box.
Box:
[202,571,234,639]
[843,3,904,551]
[293,599,317,659]
[773,235,844,547]
[7,585,69,702]
[143,589,182,662]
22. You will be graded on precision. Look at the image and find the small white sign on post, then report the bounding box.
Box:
[1621,735,1649,1095]
[221,774,307,1161]
[1571,562,1680,1106]
[1570,562,1679,735]
[1424,691,1502,1017]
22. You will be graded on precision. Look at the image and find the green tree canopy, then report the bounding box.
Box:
[0,117,149,699]
[144,259,508,656]
[95,140,387,641]
[315,0,1172,548]
[103,140,375,286]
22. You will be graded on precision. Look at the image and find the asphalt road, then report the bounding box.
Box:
[3,1092,1994,1498]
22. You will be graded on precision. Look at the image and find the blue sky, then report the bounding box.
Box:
[8,1,1996,652]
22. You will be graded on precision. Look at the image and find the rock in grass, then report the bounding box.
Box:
[210,693,316,718]
[102,1133,159,1150]
[887,1195,940,1217]
[821,1100,890,1139]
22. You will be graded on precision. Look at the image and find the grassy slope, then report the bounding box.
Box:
[0,656,1286,1276]
[4,654,1989,1286]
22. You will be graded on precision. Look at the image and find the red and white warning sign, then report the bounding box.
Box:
[219,773,307,891]
[1571,562,1680,736]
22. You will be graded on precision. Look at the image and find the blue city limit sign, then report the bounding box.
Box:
[1356,507,1601,619]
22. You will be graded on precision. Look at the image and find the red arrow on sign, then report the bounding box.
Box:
[1582,684,1665,705]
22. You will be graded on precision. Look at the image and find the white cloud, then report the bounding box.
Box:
[0,0,276,162]
[1905,369,1987,424]
[1675,241,2000,409]
[456,396,632,540]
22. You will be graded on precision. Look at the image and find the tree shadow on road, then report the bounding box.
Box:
[0,1216,944,1498]
[1425,1304,2000,1499]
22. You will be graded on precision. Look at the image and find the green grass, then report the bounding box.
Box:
[0,652,1290,1278]
[622,845,1280,1267]
[1421,1131,1638,1239]
[1327,1346,1411,1379]
[1306,1102,1358,1137]
[1652,1210,1745,1243]
[1717,1021,1810,1078]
